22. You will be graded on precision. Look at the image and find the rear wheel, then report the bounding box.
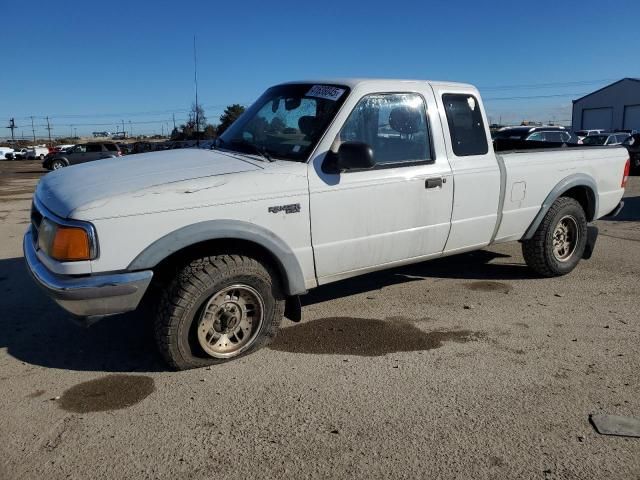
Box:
[154,254,285,370]
[522,197,587,277]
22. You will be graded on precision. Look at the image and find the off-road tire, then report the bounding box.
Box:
[522,197,587,277]
[154,254,285,370]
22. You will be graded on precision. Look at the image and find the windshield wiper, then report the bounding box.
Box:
[225,139,275,162]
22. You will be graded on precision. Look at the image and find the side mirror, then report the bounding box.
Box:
[337,142,375,171]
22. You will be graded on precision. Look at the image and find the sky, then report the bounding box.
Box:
[1,0,639,138]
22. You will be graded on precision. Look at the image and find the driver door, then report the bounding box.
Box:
[308,89,453,284]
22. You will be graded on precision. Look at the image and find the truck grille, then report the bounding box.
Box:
[30,201,43,245]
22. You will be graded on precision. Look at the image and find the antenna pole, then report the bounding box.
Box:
[194,35,199,147]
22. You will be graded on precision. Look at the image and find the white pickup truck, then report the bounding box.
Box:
[25,79,629,369]
[25,146,50,160]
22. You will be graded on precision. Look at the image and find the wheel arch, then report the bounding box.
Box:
[127,220,308,296]
[522,174,598,240]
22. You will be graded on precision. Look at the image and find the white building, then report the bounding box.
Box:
[572,78,640,131]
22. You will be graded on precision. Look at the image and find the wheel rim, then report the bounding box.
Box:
[53,161,63,170]
[196,284,264,358]
[552,215,579,262]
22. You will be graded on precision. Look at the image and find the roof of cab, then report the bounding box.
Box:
[278,78,476,90]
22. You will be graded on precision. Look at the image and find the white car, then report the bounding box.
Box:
[25,78,629,369]
[575,129,605,142]
[581,133,630,146]
[0,146,14,160]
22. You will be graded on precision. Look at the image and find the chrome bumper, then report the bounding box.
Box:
[23,230,153,318]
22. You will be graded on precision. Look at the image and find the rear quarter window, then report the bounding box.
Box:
[442,94,488,156]
[104,143,118,151]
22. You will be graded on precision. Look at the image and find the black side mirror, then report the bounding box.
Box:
[337,142,375,171]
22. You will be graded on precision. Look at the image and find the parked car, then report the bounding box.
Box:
[117,143,132,155]
[493,126,575,150]
[42,142,121,170]
[131,141,154,154]
[25,146,50,160]
[575,129,605,141]
[5,147,28,160]
[0,146,14,160]
[25,79,628,369]
[623,134,640,174]
[580,133,630,146]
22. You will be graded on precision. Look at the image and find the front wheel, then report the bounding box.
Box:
[154,255,285,370]
[51,160,66,170]
[522,197,588,277]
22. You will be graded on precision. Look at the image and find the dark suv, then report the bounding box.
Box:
[43,142,121,170]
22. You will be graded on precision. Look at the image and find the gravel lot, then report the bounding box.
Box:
[1,160,639,479]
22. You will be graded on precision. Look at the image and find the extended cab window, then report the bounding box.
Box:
[442,94,488,156]
[339,93,432,166]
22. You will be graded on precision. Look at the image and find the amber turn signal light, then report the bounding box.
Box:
[50,226,91,261]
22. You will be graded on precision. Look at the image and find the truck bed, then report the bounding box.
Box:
[493,146,628,243]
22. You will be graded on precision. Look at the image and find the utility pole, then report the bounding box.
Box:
[172,113,176,130]
[30,116,36,143]
[6,118,16,142]
[70,124,73,138]
[46,117,52,144]
[129,120,132,137]
[121,119,125,135]
[161,124,164,137]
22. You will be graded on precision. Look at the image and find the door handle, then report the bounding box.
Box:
[425,177,444,189]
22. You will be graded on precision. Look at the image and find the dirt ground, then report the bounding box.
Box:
[0,160,639,479]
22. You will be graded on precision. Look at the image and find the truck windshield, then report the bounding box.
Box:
[217,83,350,162]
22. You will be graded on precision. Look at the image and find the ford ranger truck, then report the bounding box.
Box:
[24,79,629,369]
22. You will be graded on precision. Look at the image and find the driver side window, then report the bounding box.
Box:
[339,93,432,166]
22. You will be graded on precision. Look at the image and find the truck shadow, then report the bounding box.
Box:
[303,250,532,307]
[0,250,530,372]
[0,257,163,373]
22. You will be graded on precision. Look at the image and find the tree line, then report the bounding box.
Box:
[170,104,245,141]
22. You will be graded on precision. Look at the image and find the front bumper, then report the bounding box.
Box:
[23,230,153,318]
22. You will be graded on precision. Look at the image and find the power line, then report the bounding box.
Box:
[478,77,626,91]
[483,92,589,101]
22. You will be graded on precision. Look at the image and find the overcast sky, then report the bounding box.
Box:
[1,0,639,136]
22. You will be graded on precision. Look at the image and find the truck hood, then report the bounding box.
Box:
[36,149,265,218]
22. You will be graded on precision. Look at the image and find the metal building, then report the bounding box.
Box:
[572,78,640,132]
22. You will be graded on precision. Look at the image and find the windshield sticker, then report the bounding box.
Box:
[292,145,301,153]
[306,85,345,101]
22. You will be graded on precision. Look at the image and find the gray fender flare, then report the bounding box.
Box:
[522,173,598,240]
[127,220,307,296]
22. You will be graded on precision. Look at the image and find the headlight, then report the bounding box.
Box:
[37,217,96,261]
